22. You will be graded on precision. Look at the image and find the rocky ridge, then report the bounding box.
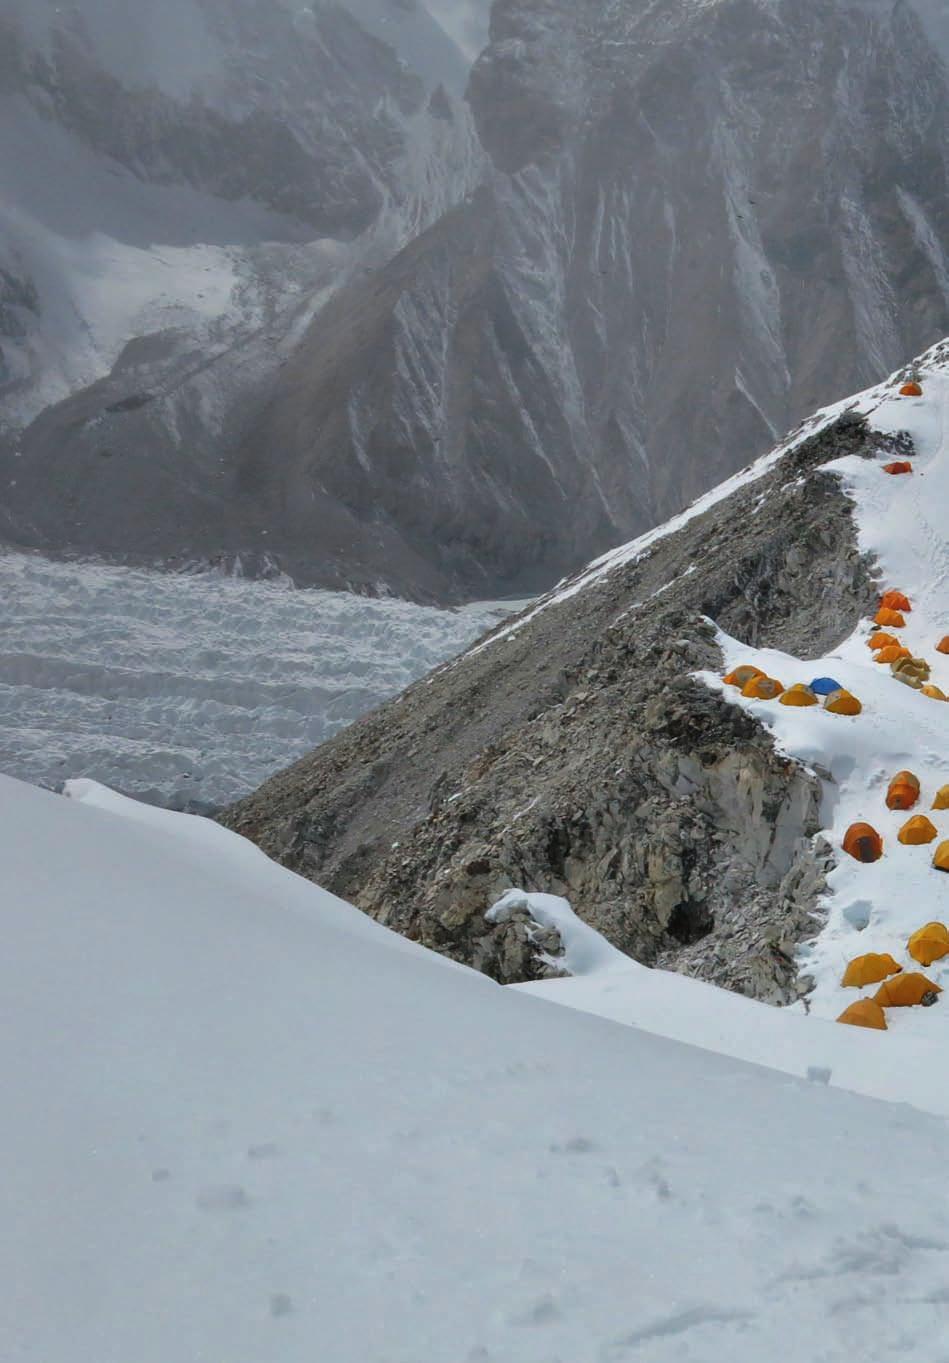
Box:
[223,405,904,1001]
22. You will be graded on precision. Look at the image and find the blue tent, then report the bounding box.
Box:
[810,676,843,696]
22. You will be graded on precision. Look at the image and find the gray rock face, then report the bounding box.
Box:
[0,0,478,435]
[6,0,949,599]
[222,410,885,1000]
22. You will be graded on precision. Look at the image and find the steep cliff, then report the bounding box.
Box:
[222,384,915,1000]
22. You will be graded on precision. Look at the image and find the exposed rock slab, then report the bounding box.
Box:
[223,412,887,999]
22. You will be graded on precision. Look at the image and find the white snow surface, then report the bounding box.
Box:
[0,553,512,806]
[10,772,949,1361]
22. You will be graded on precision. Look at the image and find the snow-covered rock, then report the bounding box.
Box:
[9,771,949,1360]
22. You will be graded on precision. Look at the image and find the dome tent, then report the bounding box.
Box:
[883,461,913,475]
[880,590,912,613]
[933,841,949,871]
[841,953,902,988]
[875,607,907,628]
[898,814,937,845]
[899,381,923,397]
[809,676,843,696]
[723,664,763,688]
[868,632,899,651]
[886,771,920,811]
[741,675,784,700]
[779,683,818,707]
[908,923,949,968]
[875,972,941,1007]
[932,786,949,811]
[874,645,911,664]
[824,689,862,715]
[837,999,887,1030]
[842,823,883,863]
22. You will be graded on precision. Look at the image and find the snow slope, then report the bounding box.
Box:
[0,553,512,807]
[9,771,949,1361]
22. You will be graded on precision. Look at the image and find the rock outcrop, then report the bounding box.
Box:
[223,409,889,1001]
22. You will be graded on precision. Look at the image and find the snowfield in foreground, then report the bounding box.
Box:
[0,553,511,807]
[7,773,949,1362]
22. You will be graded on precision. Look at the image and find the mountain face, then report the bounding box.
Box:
[4,0,949,598]
[222,352,925,1002]
[0,0,477,433]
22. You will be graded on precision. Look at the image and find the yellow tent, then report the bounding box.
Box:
[932,786,949,811]
[837,999,887,1030]
[841,953,902,987]
[741,675,784,700]
[723,664,763,688]
[824,689,862,715]
[908,922,949,967]
[922,684,948,702]
[874,972,942,1007]
[933,840,949,871]
[779,683,818,707]
[898,814,938,845]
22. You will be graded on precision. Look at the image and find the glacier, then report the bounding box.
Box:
[0,552,514,809]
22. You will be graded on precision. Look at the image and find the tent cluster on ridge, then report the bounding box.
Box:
[722,665,861,714]
[867,590,949,698]
[841,771,949,868]
[838,923,949,1029]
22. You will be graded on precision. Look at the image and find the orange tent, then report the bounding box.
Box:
[741,675,784,700]
[874,972,941,1007]
[922,684,948,702]
[899,381,923,397]
[933,841,949,871]
[875,607,906,628]
[841,953,902,987]
[779,683,818,707]
[838,999,887,1030]
[874,645,911,664]
[936,637,949,655]
[824,689,862,715]
[883,461,913,474]
[723,664,764,688]
[880,590,912,613]
[908,922,949,968]
[932,786,949,811]
[869,632,899,651]
[886,770,920,810]
[842,822,883,863]
[898,814,938,845]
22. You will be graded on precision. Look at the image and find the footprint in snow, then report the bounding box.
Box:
[550,1136,596,1154]
[507,1294,562,1327]
[195,1184,250,1212]
[247,1142,280,1161]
